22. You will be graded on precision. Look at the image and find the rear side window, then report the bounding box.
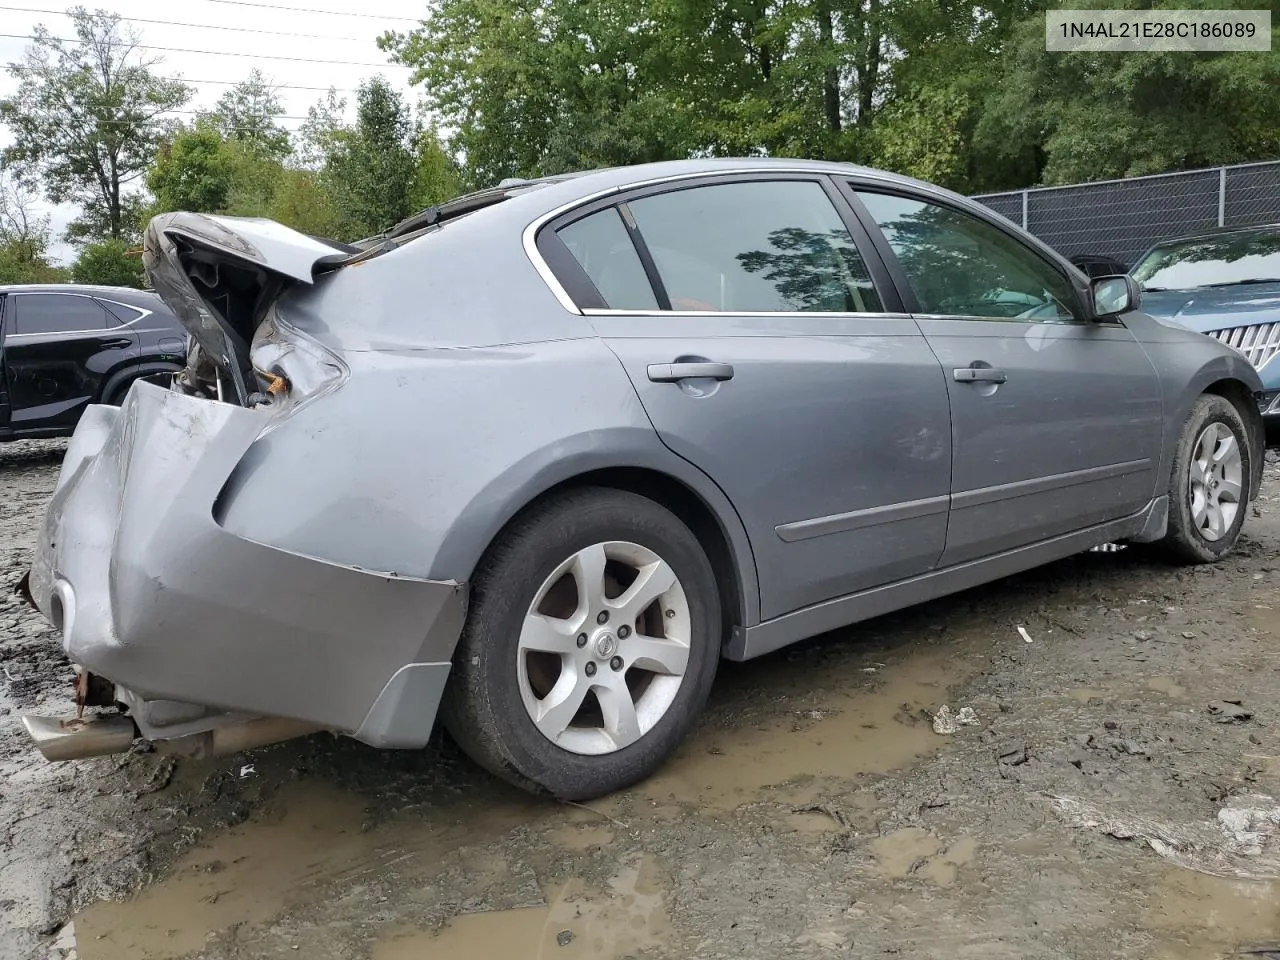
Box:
[627,180,883,313]
[14,294,110,334]
[99,299,146,324]
[557,209,659,310]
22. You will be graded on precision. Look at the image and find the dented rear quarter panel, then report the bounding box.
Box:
[216,338,763,628]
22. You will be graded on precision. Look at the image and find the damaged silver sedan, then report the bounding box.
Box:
[19,159,1267,799]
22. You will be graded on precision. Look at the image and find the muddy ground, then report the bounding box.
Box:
[2,439,1280,960]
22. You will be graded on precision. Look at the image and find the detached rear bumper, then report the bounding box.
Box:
[25,382,465,753]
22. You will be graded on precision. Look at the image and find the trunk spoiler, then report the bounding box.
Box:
[143,213,349,404]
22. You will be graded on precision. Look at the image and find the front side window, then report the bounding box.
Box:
[856,191,1078,321]
[626,181,883,313]
[14,294,110,335]
[557,208,659,311]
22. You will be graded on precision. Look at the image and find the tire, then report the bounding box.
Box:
[1160,394,1252,564]
[441,487,721,800]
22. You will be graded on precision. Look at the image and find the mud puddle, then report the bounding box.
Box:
[1146,868,1280,959]
[621,643,977,811]
[61,642,972,957]
[71,780,546,959]
[373,854,670,959]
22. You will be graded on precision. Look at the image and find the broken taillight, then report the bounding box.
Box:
[248,307,348,432]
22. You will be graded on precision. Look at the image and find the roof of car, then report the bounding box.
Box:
[0,284,164,306]
[1146,222,1280,248]
[506,157,944,198]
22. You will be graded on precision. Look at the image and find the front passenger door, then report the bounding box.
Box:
[850,187,1163,567]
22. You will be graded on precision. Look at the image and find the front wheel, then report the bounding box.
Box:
[441,488,722,800]
[1160,394,1252,563]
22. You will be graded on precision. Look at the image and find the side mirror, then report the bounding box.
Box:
[1090,274,1141,318]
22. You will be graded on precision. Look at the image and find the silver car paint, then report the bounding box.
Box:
[917,316,1164,567]
[28,381,463,747]
[595,315,953,620]
[23,157,1268,753]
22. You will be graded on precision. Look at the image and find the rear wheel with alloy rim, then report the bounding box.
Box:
[442,487,721,799]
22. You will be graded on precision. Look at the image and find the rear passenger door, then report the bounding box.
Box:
[844,185,1163,566]
[539,174,954,622]
[6,293,133,432]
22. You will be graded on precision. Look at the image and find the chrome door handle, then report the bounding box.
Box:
[953,366,1007,384]
[647,362,735,383]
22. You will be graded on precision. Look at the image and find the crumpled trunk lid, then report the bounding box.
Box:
[143,213,349,403]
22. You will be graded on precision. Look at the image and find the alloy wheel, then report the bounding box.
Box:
[1188,421,1243,542]
[516,541,691,756]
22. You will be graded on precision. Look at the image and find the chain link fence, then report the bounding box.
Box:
[972,160,1280,268]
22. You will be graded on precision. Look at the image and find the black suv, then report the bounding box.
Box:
[0,285,187,441]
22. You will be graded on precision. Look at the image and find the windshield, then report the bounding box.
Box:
[1132,229,1280,289]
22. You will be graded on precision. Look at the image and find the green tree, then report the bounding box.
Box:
[381,0,692,184]
[296,88,346,170]
[381,0,1056,190]
[868,87,971,190]
[268,168,344,238]
[973,0,1280,188]
[0,174,67,283]
[319,76,417,237]
[203,69,292,161]
[147,127,238,213]
[71,238,145,287]
[410,125,464,208]
[0,7,191,242]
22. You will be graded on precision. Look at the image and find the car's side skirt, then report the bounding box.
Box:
[726,496,1165,661]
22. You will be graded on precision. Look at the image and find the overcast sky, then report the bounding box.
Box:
[0,0,427,261]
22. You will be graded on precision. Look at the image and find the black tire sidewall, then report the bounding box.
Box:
[444,488,721,800]
[1166,395,1251,562]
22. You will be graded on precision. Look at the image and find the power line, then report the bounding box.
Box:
[0,5,367,42]
[0,32,413,68]
[195,0,419,22]
[167,78,356,92]
[94,109,312,122]
[0,63,357,91]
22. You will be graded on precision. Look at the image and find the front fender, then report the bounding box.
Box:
[1159,349,1265,499]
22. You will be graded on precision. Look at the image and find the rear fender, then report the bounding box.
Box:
[430,429,761,629]
[214,338,763,628]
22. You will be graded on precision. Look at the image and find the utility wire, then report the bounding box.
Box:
[0,5,367,41]
[168,78,357,92]
[0,33,412,68]
[0,63,357,91]
[194,0,419,22]
[88,109,312,122]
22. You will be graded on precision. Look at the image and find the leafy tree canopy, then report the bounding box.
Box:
[71,237,145,287]
[0,7,190,242]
